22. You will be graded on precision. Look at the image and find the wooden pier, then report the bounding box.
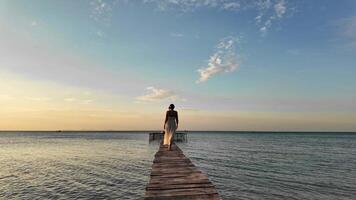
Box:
[144,143,220,200]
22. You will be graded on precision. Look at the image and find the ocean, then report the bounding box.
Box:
[0,131,355,200]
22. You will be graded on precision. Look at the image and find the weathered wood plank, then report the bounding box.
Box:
[147,183,215,190]
[152,163,195,168]
[150,172,207,180]
[144,194,220,200]
[151,167,201,174]
[150,171,203,178]
[149,179,211,186]
[144,143,221,200]
[145,187,219,196]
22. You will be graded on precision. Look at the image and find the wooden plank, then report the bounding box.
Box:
[152,163,195,168]
[147,183,215,190]
[145,187,218,197]
[149,174,210,182]
[144,143,221,200]
[144,194,220,200]
[151,167,201,173]
[149,179,211,186]
[150,172,207,180]
[150,171,203,177]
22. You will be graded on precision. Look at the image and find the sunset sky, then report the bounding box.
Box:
[1,0,355,131]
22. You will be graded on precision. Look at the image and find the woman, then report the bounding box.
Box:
[163,104,179,150]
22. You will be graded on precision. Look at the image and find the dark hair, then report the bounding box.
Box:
[169,104,175,110]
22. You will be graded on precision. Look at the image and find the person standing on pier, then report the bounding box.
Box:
[163,104,179,150]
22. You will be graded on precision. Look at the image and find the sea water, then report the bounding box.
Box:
[0,132,355,200]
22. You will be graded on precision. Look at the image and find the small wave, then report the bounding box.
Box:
[0,174,17,180]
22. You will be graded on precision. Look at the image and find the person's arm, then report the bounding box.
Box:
[175,111,179,127]
[164,111,168,129]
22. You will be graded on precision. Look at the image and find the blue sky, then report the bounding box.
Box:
[0,0,355,131]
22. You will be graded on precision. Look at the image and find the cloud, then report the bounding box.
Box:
[0,94,14,101]
[96,30,105,38]
[64,98,77,102]
[64,97,94,104]
[197,36,240,83]
[83,91,92,96]
[222,2,240,11]
[286,49,300,56]
[255,0,289,35]
[136,86,178,102]
[170,32,184,37]
[89,1,292,35]
[143,0,269,12]
[89,0,119,37]
[82,99,94,104]
[274,0,286,18]
[259,26,267,34]
[26,97,51,101]
[30,20,38,27]
[143,0,222,12]
[336,15,356,48]
[157,0,291,34]
[89,0,117,24]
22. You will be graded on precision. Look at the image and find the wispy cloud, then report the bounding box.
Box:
[30,20,38,27]
[89,0,118,39]
[286,49,300,56]
[197,36,240,83]
[222,2,241,11]
[146,0,290,34]
[143,0,243,12]
[82,99,94,104]
[64,97,94,104]
[170,32,184,37]
[96,30,105,38]
[89,0,117,24]
[26,96,51,101]
[89,0,292,35]
[136,86,178,102]
[274,0,286,18]
[0,94,14,101]
[255,0,288,35]
[335,15,356,48]
[64,98,77,102]
[83,91,92,96]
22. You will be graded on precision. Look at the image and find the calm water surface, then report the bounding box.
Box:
[0,132,355,200]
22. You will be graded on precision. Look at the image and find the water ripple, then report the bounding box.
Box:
[0,132,355,200]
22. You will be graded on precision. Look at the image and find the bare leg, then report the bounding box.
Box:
[163,131,169,146]
[168,139,171,150]
[168,134,174,151]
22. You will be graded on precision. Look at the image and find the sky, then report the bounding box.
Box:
[0,0,356,131]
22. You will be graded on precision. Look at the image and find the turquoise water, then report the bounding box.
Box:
[0,132,355,199]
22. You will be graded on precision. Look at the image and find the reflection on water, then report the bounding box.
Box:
[0,132,356,200]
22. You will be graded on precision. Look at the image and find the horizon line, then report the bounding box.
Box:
[0,130,355,133]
